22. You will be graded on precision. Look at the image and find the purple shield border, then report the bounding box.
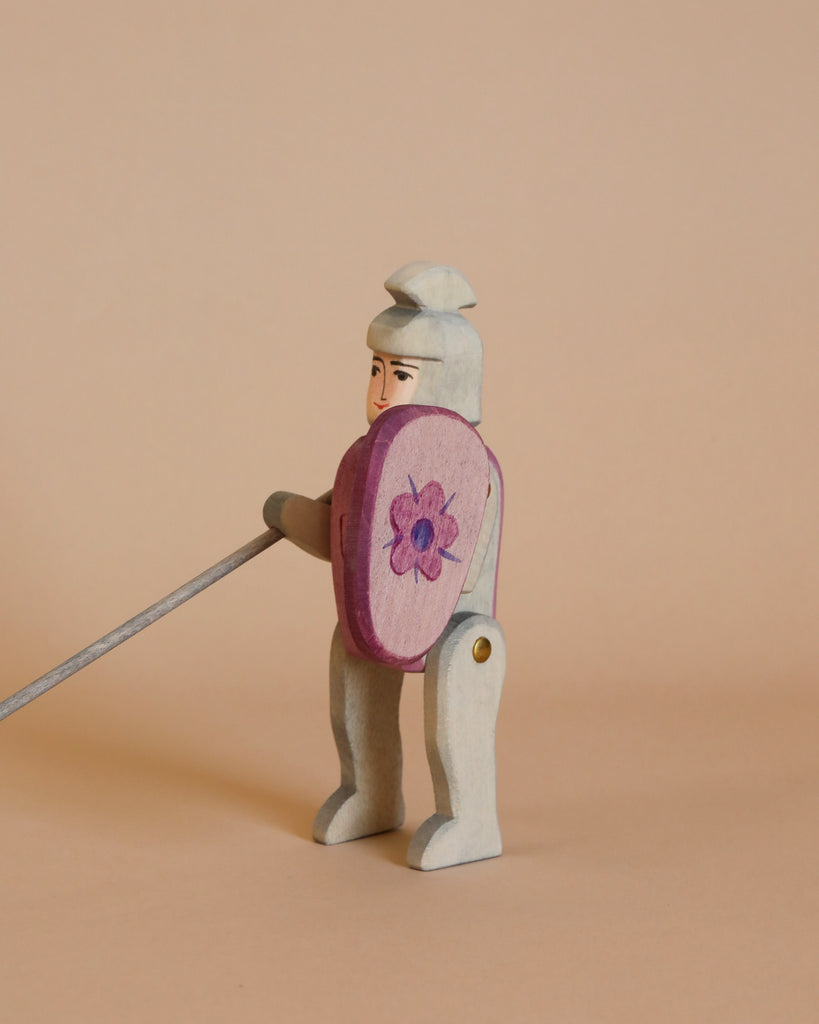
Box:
[331,405,490,669]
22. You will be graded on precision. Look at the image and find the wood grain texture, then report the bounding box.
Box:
[0,528,284,723]
[366,310,484,425]
[263,490,332,561]
[313,624,405,845]
[383,261,477,312]
[455,450,503,619]
[408,612,506,871]
[330,405,489,668]
[366,262,484,425]
[319,412,505,868]
[279,495,332,561]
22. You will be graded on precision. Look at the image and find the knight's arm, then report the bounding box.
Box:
[263,490,333,561]
[454,456,503,621]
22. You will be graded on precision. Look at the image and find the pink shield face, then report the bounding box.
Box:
[331,406,490,668]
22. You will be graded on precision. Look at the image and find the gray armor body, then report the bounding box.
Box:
[266,262,505,870]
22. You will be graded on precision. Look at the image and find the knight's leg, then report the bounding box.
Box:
[408,613,506,870]
[313,624,405,845]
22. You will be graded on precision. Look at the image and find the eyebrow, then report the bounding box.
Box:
[390,360,420,370]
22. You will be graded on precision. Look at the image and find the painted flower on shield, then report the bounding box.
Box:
[384,476,460,583]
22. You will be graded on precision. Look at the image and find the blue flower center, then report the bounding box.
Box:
[410,517,435,552]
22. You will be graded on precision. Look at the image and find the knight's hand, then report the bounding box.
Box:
[262,491,294,533]
[262,491,332,562]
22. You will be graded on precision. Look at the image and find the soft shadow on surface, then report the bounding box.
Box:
[349,826,411,867]
[2,717,429,865]
[501,765,819,869]
[0,716,318,839]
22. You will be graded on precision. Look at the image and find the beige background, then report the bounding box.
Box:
[1,2,817,1021]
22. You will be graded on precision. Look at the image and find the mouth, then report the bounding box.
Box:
[374,402,389,409]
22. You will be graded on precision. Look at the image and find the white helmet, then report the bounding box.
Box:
[366,261,484,425]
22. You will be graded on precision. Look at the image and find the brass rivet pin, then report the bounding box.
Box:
[472,637,492,663]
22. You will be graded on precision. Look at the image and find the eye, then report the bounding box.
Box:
[394,370,412,382]
[371,364,381,377]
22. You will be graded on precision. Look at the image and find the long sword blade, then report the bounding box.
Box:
[0,528,283,724]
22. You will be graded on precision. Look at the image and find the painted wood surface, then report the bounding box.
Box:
[408,611,506,871]
[330,405,489,668]
[312,624,405,845]
[456,451,503,619]
[0,529,284,723]
[366,263,484,426]
[383,260,477,312]
[262,490,332,561]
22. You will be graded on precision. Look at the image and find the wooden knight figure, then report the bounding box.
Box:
[263,261,505,870]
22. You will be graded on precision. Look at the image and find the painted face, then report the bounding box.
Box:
[366,351,421,424]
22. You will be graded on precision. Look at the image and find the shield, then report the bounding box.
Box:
[331,405,490,669]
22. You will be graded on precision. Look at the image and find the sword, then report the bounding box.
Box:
[0,527,283,724]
